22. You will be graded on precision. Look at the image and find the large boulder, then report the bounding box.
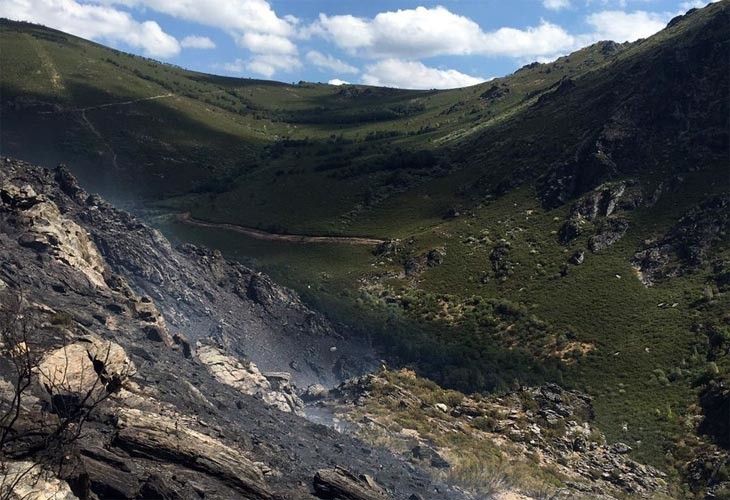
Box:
[36,336,133,414]
[196,344,304,415]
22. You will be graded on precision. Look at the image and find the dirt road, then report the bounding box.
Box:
[176,212,386,246]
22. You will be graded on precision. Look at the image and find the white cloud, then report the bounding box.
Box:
[328,78,350,85]
[221,59,247,73]
[238,32,297,55]
[247,54,301,77]
[5,0,689,83]
[481,21,577,57]
[102,0,302,75]
[0,0,180,58]
[309,6,578,59]
[222,54,301,78]
[305,51,358,74]
[543,0,571,10]
[105,0,295,37]
[586,10,671,42]
[305,14,374,50]
[678,0,719,11]
[362,59,485,89]
[180,35,215,49]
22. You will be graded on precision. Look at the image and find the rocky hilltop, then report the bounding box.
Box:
[0,157,468,499]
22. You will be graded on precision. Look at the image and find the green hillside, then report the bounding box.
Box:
[1,2,729,495]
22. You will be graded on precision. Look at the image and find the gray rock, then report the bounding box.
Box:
[570,250,586,265]
[633,195,730,285]
[303,383,330,402]
[611,442,632,454]
[313,467,387,499]
[588,218,629,252]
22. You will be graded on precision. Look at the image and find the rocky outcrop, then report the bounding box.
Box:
[373,239,401,258]
[558,180,641,249]
[536,135,619,210]
[569,181,641,222]
[1,182,107,288]
[480,84,510,102]
[536,77,576,106]
[683,449,730,498]
[489,240,514,280]
[313,467,387,500]
[403,248,445,277]
[114,408,273,498]
[588,218,629,252]
[633,195,730,285]
[196,344,304,415]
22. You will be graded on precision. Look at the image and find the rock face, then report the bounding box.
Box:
[633,195,730,285]
[0,158,468,500]
[558,181,641,250]
[535,4,729,210]
[6,158,358,386]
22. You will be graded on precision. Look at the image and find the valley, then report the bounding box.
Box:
[0,2,729,497]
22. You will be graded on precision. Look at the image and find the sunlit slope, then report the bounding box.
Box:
[2,17,622,207]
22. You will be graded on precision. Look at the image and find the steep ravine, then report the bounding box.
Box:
[0,157,469,499]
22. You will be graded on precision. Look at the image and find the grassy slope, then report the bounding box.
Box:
[2,2,729,484]
[0,17,621,226]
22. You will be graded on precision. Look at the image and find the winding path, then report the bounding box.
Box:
[75,92,174,112]
[176,213,386,246]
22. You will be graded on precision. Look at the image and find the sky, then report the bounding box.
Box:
[0,0,718,89]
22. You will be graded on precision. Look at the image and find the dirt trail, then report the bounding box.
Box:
[28,35,64,92]
[40,88,229,115]
[80,110,118,169]
[76,93,174,112]
[176,213,386,246]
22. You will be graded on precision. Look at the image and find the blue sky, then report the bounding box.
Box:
[1,0,717,89]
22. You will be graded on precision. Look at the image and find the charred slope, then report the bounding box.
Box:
[0,157,467,499]
[11,160,375,389]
